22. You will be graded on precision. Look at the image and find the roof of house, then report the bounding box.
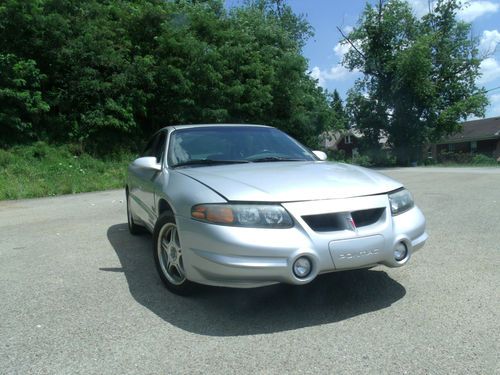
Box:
[438,117,500,144]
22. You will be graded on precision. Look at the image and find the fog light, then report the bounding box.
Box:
[293,257,312,278]
[394,242,408,261]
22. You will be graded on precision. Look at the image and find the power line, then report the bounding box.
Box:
[485,86,500,93]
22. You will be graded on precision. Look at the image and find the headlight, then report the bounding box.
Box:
[191,204,293,228]
[389,188,414,215]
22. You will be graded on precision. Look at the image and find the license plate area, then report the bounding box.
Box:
[329,235,385,269]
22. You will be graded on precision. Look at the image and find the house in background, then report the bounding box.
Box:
[320,128,390,159]
[320,129,362,158]
[431,117,500,160]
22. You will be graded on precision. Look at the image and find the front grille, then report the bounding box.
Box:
[351,208,385,227]
[302,207,385,232]
[301,213,344,232]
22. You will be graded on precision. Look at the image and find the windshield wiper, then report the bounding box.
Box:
[171,159,250,169]
[251,156,305,163]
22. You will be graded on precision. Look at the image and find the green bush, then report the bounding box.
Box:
[471,154,498,165]
[351,154,373,167]
[350,149,397,167]
[327,149,347,162]
[434,150,499,165]
[0,149,15,168]
[438,150,470,164]
[437,150,499,165]
[423,156,437,166]
[372,152,397,167]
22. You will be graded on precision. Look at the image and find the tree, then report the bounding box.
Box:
[331,89,348,130]
[343,0,487,164]
[0,54,49,145]
[0,0,333,151]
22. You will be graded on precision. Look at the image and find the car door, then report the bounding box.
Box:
[130,131,166,229]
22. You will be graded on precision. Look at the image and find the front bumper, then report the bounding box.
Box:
[177,195,427,288]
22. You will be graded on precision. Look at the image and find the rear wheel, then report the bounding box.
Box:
[153,211,196,295]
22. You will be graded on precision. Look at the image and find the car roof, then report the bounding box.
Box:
[162,123,273,131]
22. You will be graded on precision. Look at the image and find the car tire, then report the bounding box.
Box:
[153,211,196,295]
[126,190,144,235]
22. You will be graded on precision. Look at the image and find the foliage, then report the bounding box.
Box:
[344,0,488,164]
[0,54,49,146]
[330,89,348,130]
[471,154,498,165]
[423,155,437,165]
[327,149,347,162]
[437,150,473,164]
[351,154,373,167]
[435,150,498,165]
[0,0,333,152]
[0,142,133,200]
[350,148,397,167]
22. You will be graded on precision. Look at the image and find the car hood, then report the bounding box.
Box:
[176,161,402,202]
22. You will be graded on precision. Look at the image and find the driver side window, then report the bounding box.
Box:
[142,132,166,163]
[153,133,166,163]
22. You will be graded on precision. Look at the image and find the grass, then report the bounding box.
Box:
[0,142,136,200]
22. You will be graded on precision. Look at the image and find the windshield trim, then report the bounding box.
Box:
[170,159,252,169]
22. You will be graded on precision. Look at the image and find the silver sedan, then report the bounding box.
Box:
[126,124,427,295]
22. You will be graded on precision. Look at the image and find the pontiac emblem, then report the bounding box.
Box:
[345,214,357,232]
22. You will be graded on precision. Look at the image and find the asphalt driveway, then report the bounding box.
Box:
[0,167,498,374]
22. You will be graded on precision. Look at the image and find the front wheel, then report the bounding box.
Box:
[153,212,196,295]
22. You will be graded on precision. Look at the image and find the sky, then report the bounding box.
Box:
[227,0,500,118]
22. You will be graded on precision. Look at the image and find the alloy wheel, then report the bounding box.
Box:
[157,223,186,285]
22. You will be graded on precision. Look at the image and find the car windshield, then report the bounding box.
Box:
[168,126,316,167]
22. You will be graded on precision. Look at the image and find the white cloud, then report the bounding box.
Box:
[342,25,354,34]
[407,0,433,17]
[488,93,500,117]
[324,65,355,81]
[408,0,499,21]
[333,38,362,59]
[310,37,361,88]
[333,41,351,58]
[478,57,500,84]
[458,1,499,22]
[310,65,358,88]
[479,29,500,55]
[310,66,326,87]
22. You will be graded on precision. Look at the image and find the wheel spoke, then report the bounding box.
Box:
[161,238,170,252]
[173,263,185,278]
[172,227,180,247]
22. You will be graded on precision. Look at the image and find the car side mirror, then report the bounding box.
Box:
[133,156,162,171]
[312,150,327,161]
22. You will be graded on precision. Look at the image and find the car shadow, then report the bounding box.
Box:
[104,223,406,337]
